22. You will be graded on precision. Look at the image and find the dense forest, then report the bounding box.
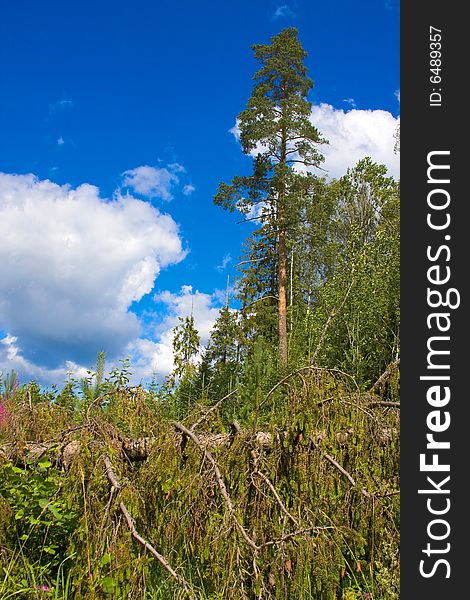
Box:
[0,29,400,599]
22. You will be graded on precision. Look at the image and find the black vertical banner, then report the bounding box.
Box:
[401,3,466,599]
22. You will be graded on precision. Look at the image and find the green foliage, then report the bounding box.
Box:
[239,27,326,167]
[168,315,201,418]
[0,367,399,599]
[213,30,399,376]
[302,161,400,386]
[79,351,107,408]
[170,316,201,385]
[0,458,79,585]
[237,336,276,426]
[201,307,243,401]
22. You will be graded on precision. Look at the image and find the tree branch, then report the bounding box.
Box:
[243,295,279,310]
[311,280,354,363]
[370,359,400,393]
[310,440,371,499]
[173,421,260,552]
[119,502,195,598]
[368,401,400,409]
[102,455,195,598]
[253,470,299,527]
[258,526,335,549]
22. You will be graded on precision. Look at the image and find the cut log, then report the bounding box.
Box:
[0,424,397,468]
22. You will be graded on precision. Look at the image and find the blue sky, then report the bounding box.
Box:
[0,0,400,385]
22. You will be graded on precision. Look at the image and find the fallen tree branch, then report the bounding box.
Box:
[0,422,397,466]
[253,470,299,527]
[119,502,195,598]
[258,526,336,549]
[373,490,400,499]
[103,455,121,492]
[368,401,400,409]
[370,359,400,393]
[102,455,195,598]
[173,421,260,552]
[310,440,371,499]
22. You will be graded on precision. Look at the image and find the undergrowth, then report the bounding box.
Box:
[0,363,399,599]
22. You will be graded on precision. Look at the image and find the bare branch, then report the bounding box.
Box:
[253,470,299,527]
[310,440,370,498]
[236,214,265,224]
[173,421,260,552]
[102,455,195,598]
[368,401,400,409]
[259,526,336,549]
[243,295,279,310]
[235,257,269,267]
[103,455,121,492]
[119,502,195,598]
[370,359,400,393]
[374,490,400,499]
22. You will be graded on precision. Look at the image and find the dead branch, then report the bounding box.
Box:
[374,490,400,499]
[243,295,279,310]
[235,257,269,267]
[119,502,195,598]
[310,440,371,499]
[0,422,397,467]
[368,401,400,409]
[311,280,354,363]
[1,407,397,472]
[370,359,400,393]
[253,470,299,527]
[103,455,121,492]
[102,455,195,598]
[173,421,260,552]
[258,526,336,549]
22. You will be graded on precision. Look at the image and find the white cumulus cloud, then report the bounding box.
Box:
[0,172,186,374]
[153,285,221,344]
[216,254,232,272]
[309,103,399,179]
[121,162,188,201]
[182,184,196,196]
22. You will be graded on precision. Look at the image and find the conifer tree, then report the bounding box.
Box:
[214,27,326,366]
[203,306,242,398]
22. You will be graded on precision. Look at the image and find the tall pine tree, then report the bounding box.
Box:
[215,27,326,366]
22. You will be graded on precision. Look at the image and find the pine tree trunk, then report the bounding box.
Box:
[278,226,288,367]
[278,113,288,367]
